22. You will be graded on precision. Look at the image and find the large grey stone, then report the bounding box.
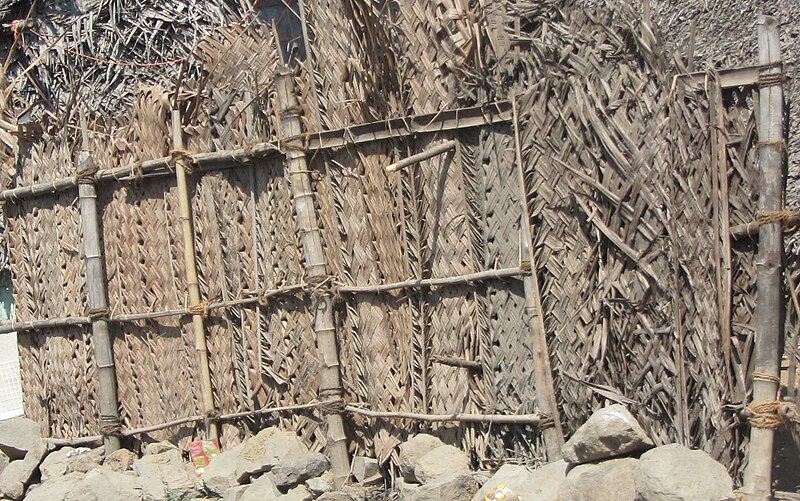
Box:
[561,404,653,464]
[144,442,178,456]
[283,485,313,501]
[134,449,199,501]
[472,460,568,501]
[0,450,8,477]
[0,418,41,461]
[399,473,480,501]
[64,468,144,501]
[413,445,470,484]
[271,452,330,489]
[24,472,86,501]
[201,443,244,497]
[235,428,308,482]
[0,439,47,500]
[222,485,249,501]
[557,457,638,501]
[398,434,443,483]
[316,485,366,501]
[634,444,735,501]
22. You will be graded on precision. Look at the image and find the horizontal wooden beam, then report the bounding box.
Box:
[345,406,547,426]
[0,102,512,203]
[678,61,792,90]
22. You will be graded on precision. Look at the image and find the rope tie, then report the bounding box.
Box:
[75,156,98,185]
[319,398,346,416]
[170,148,197,175]
[306,275,337,302]
[755,210,799,230]
[131,162,144,182]
[187,301,212,318]
[519,260,531,272]
[86,307,109,321]
[746,400,795,429]
[758,71,787,88]
[756,140,787,151]
[99,414,123,437]
[203,408,221,429]
[752,370,781,384]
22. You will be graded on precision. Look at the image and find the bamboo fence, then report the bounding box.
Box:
[0,0,790,486]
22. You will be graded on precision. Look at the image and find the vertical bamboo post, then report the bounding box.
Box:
[274,67,350,487]
[76,117,121,454]
[511,98,565,459]
[172,110,218,440]
[742,15,785,501]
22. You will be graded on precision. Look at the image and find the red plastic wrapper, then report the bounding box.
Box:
[189,439,221,477]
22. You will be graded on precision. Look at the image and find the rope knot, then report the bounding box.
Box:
[170,148,196,174]
[319,398,346,416]
[86,307,109,321]
[99,414,123,437]
[746,400,796,429]
[755,210,799,231]
[187,301,212,318]
[75,156,99,185]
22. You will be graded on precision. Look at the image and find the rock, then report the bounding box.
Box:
[0,451,8,476]
[414,445,470,484]
[64,468,144,501]
[472,460,568,501]
[283,485,313,501]
[398,434,443,483]
[351,456,379,484]
[24,472,86,501]
[103,448,136,473]
[561,404,653,464]
[39,447,74,482]
[222,485,249,501]
[202,444,244,497]
[144,442,178,456]
[236,428,308,482]
[316,486,366,501]
[399,473,480,501]
[271,452,330,489]
[238,473,282,501]
[0,439,47,500]
[134,449,199,500]
[0,418,42,461]
[65,447,104,474]
[305,471,334,497]
[634,444,735,501]
[557,457,638,501]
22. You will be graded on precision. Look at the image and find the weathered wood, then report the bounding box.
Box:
[386,140,456,172]
[338,266,526,293]
[76,120,120,454]
[678,62,792,90]
[512,98,565,459]
[730,212,800,239]
[431,355,483,371]
[275,66,350,488]
[742,16,785,501]
[173,109,218,440]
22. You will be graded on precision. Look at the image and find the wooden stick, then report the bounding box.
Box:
[77,117,121,454]
[386,140,456,172]
[0,268,521,335]
[172,109,218,441]
[730,212,800,239]
[0,102,511,204]
[338,266,525,293]
[742,16,785,501]
[786,272,800,402]
[715,74,734,371]
[275,66,350,488]
[511,97,565,459]
[345,406,547,425]
[47,402,323,447]
[431,355,482,371]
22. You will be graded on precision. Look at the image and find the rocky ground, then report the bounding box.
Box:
[0,404,737,500]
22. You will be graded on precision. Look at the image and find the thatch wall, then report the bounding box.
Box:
[0,0,777,479]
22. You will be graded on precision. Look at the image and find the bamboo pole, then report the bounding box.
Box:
[76,119,121,454]
[0,102,512,204]
[274,66,350,488]
[338,266,525,293]
[742,15,785,501]
[511,98,565,459]
[172,109,218,440]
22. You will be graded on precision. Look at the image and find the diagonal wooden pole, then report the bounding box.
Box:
[742,15,785,501]
[172,109,218,440]
[77,114,121,454]
[274,66,350,487]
